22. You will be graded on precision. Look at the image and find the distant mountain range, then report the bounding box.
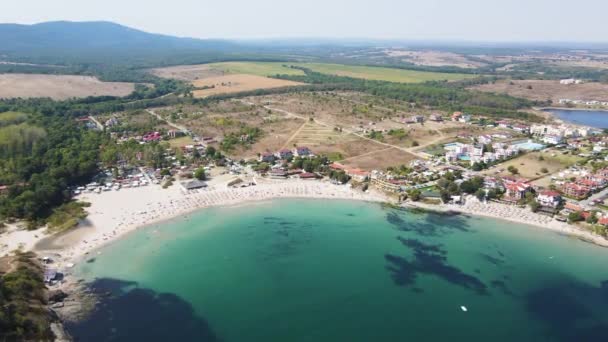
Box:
[0,21,241,64]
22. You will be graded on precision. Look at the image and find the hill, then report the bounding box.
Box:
[0,21,240,65]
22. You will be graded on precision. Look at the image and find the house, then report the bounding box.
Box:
[181,179,207,191]
[478,135,493,145]
[537,190,562,208]
[484,177,503,190]
[497,120,511,129]
[299,172,318,180]
[347,168,370,182]
[259,152,276,163]
[564,202,585,213]
[459,114,472,124]
[505,181,532,201]
[561,182,590,199]
[294,146,312,157]
[429,114,443,122]
[410,115,424,123]
[451,112,463,121]
[512,124,530,134]
[542,135,564,145]
[276,149,293,160]
[330,162,346,170]
[599,217,608,226]
[560,79,583,85]
[269,170,288,179]
[142,132,162,142]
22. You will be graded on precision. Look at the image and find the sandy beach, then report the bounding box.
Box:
[1,180,607,272]
[405,196,608,247]
[0,179,387,267]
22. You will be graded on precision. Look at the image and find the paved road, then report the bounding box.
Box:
[579,186,608,207]
[146,109,189,133]
[88,116,104,130]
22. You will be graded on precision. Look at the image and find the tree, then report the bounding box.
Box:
[475,189,486,201]
[407,189,422,201]
[440,190,451,204]
[529,200,540,213]
[568,211,584,223]
[205,145,216,157]
[194,168,206,181]
[586,212,599,224]
[508,166,519,175]
[540,167,549,173]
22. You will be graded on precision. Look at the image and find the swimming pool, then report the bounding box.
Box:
[512,140,545,151]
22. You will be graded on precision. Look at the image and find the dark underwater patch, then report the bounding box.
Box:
[385,209,470,237]
[525,279,608,341]
[479,253,504,266]
[65,278,220,342]
[385,237,487,295]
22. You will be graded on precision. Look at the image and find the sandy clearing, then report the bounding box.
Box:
[149,64,225,81]
[192,74,303,97]
[471,79,608,103]
[0,74,136,100]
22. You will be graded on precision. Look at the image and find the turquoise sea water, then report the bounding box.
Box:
[69,199,608,341]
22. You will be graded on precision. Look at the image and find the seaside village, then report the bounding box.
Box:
[59,106,608,258]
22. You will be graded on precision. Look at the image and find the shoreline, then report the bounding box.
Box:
[537,106,608,113]
[3,180,607,268]
[403,196,608,247]
[30,180,389,265]
[6,180,604,328]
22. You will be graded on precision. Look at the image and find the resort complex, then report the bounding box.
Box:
[2,10,608,341]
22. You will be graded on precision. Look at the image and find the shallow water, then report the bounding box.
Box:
[548,109,608,128]
[69,199,608,341]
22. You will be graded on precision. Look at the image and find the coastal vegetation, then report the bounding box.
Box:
[0,252,52,341]
[0,100,104,226]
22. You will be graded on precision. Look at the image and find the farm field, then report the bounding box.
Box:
[150,64,225,81]
[292,62,476,83]
[154,61,476,84]
[0,74,136,100]
[471,79,608,103]
[191,74,303,98]
[205,62,305,77]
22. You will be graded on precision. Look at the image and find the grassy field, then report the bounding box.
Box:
[293,63,476,83]
[168,136,195,148]
[207,61,476,83]
[207,62,306,77]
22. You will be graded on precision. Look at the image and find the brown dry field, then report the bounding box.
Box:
[341,147,417,170]
[481,150,583,181]
[382,49,487,69]
[192,74,303,98]
[0,74,136,100]
[156,92,477,169]
[471,79,608,103]
[229,118,305,159]
[150,64,224,81]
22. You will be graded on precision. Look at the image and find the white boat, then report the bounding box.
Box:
[461,306,468,312]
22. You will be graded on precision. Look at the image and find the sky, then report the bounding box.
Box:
[3,0,608,42]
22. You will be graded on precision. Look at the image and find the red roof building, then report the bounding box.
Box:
[505,182,532,201]
[562,183,591,199]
